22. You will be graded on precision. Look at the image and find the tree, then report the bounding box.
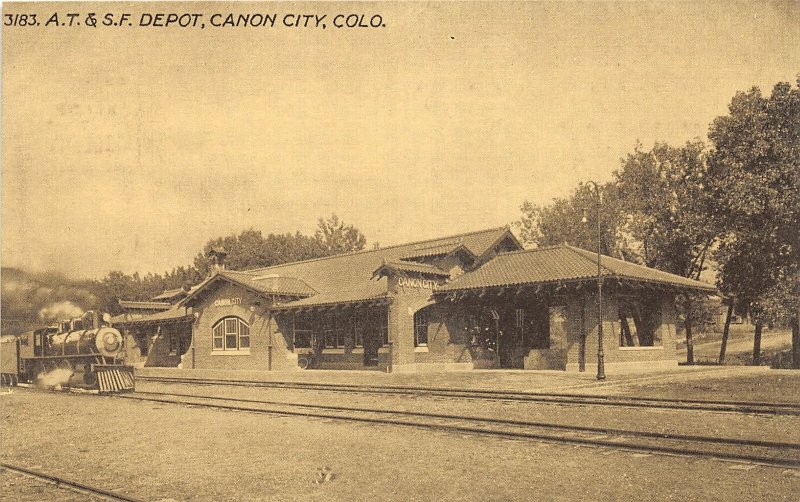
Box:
[707,79,800,366]
[614,141,718,363]
[718,298,735,365]
[91,271,156,314]
[614,141,716,277]
[517,183,628,257]
[315,214,367,255]
[192,216,368,276]
[517,141,718,364]
[193,229,327,276]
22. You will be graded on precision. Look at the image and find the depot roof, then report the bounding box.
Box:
[253,227,518,309]
[247,227,517,293]
[271,282,391,310]
[117,300,172,311]
[151,288,188,302]
[111,306,194,326]
[372,259,451,279]
[181,269,318,306]
[436,245,717,293]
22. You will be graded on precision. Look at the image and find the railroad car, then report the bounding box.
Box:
[0,311,134,393]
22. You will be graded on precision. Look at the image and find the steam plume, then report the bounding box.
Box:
[38,301,84,322]
[36,368,74,388]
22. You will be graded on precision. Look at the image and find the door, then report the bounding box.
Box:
[497,309,525,369]
[363,331,379,367]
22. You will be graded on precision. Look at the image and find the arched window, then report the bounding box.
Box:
[212,317,250,351]
[414,310,428,347]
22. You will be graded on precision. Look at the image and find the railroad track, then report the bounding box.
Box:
[120,390,800,469]
[1,462,144,502]
[135,375,800,416]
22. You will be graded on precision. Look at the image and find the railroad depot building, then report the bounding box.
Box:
[112,227,715,373]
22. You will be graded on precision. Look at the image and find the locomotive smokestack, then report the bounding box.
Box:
[207,246,227,276]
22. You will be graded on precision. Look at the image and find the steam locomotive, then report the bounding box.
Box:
[0,311,134,393]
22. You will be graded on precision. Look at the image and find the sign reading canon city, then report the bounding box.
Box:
[214,297,242,307]
[397,277,437,289]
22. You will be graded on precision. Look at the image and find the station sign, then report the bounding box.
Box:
[213,297,242,307]
[398,277,437,289]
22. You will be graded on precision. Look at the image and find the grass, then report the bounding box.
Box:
[677,326,793,367]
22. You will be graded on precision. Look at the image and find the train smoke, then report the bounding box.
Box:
[36,368,74,388]
[1,268,97,335]
[38,301,84,322]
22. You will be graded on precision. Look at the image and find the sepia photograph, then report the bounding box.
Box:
[1,1,799,500]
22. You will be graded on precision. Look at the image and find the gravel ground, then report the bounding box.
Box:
[136,365,753,394]
[138,366,800,403]
[2,388,799,501]
[0,468,97,501]
[133,381,800,445]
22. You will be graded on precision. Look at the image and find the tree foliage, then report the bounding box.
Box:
[517,139,716,279]
[517,182,627,257]
[315,214,367,255]
[707,80,800,339]
[192,229,325,277]
[614,140,716,279]
[517,140,718,363]
[192,214,366,276]
[516,78,799,367]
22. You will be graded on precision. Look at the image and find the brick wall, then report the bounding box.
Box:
[567,290,679,372]
[192,283,296,371]
[122,323,191,368]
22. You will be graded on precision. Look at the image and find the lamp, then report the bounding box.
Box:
[583,181,606,380]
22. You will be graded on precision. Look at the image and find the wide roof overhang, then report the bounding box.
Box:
[435,245,717,297]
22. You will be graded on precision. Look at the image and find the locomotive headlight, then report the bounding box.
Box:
[102,331,121,352]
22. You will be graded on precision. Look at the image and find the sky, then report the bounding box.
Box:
[3,1,799,279]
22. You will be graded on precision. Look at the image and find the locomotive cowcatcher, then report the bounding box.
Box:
[1,310,135,393]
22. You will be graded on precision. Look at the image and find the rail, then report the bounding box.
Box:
[135,375,800,416]
[116,390,800,469]
[1,462,145,502]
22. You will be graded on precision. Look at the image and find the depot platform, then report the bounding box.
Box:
[134,364,771,395]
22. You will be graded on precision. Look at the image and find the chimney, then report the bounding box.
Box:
[207,246,228,275]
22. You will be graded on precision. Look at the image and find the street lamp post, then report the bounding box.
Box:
[582,181,606,380]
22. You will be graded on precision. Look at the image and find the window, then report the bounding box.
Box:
[293,313,313,349]
[350,307,389,347]
[169,336,178,355]
[323,312,345,349]
[380,309,390,346]
[618,296,662,347]
[212,317,250,351]
[414,310,428,347]
[353,316,364,347]
[374,307,389,345]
